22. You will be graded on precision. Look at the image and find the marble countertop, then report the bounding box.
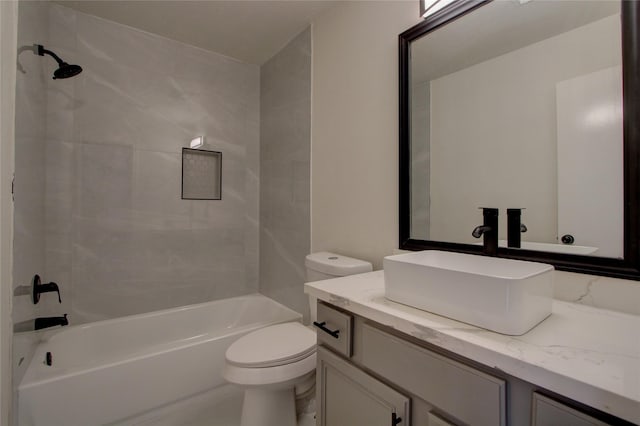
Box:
[304,271,640,424]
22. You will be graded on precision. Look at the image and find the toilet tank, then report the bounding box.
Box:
[305,252,373,322]
[305,252,373,281]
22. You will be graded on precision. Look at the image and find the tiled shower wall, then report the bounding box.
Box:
[259,29,312,322]
[13,2,49,324]
[43,4,260,323]
[12,1,52,391]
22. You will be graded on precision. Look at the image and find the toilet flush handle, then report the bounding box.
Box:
[312,321,340,339]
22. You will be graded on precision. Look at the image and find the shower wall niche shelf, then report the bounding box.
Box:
[181,148,222,200]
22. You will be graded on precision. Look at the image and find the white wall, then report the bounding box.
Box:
[309,1,640,310]
[0,1,17,423]
[428,15,621,245]
[410,81,430,240]
[311,0,420,269]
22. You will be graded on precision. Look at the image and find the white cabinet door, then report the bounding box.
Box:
[317,346,410,426]
[532,393,612,426]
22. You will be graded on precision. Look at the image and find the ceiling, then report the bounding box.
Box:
[411,0,620,83]
[56,0,340,65]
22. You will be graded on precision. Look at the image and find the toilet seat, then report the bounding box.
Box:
[226,322,316,368]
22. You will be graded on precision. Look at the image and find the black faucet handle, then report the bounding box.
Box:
[478,207,499,216]
[41,282,62,303]
[32,275,62,304]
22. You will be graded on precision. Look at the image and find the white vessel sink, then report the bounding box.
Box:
[384,251,554,335]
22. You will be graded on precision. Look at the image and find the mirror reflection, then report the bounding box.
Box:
[409,0,623,258]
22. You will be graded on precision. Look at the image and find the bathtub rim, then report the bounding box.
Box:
[19,293,303,389]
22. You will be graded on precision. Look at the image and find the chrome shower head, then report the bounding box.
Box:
[35,44,83,80]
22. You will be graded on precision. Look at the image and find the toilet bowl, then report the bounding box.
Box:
[222,252,372,426]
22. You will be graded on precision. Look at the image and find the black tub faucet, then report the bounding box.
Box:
[34,314,68,330]
[507,208,527,248]
[472,208,499,256]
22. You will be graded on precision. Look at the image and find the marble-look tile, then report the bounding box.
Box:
[76,11,178,78]
[553,271,640,316]
[19,2,261,324]
[48,4,77,52]
[261,28,311,107]
[15,53,47,141]
[259,27,311,320]
[13,0,51,389]
[260,102,310,160]
[46,82,77,143]
[131,150,190,231]
[73,66,187,150]
[44,139,75,234]
[14,0,49,323]
[171,40,260,107]
[74,142,134,223]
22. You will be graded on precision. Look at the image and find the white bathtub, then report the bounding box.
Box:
[18,293,302,426]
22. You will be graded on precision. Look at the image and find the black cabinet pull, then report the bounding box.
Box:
[313,321,340,338]
[392,412,402,425]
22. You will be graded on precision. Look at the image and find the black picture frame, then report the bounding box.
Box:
[399,0,640,280]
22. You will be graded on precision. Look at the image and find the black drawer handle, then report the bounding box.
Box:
[313,321,340,338]
[392,412,402,425]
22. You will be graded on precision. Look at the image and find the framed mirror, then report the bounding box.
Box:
[399,0,640,279]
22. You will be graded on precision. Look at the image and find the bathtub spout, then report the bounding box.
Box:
[34,314,68,330]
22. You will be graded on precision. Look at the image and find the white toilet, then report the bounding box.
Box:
[223,252,373,426]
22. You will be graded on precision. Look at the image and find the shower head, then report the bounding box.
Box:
[53,63,83,80]
[35,44,83,80]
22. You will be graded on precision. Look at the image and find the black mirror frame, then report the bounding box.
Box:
[399,0,640,280]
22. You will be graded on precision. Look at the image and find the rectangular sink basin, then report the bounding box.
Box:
[384,251,554,335]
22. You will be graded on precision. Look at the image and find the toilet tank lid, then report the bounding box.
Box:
[305,252,373,277]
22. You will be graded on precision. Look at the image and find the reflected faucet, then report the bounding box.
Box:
[507,208,527,248]
[472,225,490,238]
[472,208,499,256]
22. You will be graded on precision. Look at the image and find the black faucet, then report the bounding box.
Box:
[507,208,527,248]
[34,314,68,330]
[32,274,62,304]
[472,208,499,256]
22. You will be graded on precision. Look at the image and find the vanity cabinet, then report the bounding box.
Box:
[532,393,611,426]
[315,301,353,357]
[315,302,504,425]
[316,346,410,426]
[360,323,506,426]
[315,301,630,426]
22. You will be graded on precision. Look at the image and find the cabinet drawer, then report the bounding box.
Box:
[361,323,506,426]
[314,302,353,357]
[532,393,612,426]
